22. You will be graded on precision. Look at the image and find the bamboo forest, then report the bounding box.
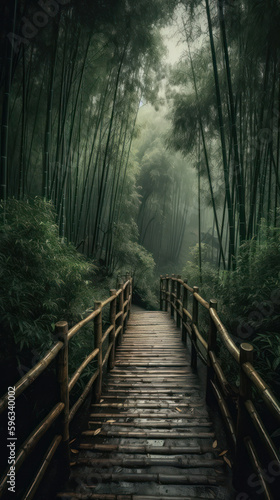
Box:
[1,1,280,499]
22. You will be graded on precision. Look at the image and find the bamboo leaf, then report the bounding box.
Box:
[223,456,232,468]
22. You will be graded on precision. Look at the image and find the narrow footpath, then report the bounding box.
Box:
[57,309,233,500]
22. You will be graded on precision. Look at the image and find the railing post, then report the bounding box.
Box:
[55,321,70,468]
[182,279,188,343]
[160,275,163,311]
[176,275,181,328]
[94,301,103,402]
[191,286,199,371]
[206,299,218,406]
[124,275,130,330]
[117,281,124,344]
[234,343,254,490]
[165,275,169,312]
[170,274,175,319]
[109,290,117,371]
[126,273,131,321]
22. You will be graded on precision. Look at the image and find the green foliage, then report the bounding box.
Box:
[183,224,280,396]
[0,198,96,360]
[113,225,159,310]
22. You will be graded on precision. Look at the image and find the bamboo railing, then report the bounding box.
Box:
[0,275,133,499]
[160,274,280,499]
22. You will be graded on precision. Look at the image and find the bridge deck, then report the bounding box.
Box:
[57,309,233,499]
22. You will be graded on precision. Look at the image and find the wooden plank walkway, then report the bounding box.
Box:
[57,309,233,500]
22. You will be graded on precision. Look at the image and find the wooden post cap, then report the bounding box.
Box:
[240,343,254,355]
[209,299,217,309]
[55,321,68,329]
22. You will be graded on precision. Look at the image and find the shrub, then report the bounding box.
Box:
[0,198,96,362]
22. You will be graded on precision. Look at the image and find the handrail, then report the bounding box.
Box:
[160,274,280,499]
[0,274,133,499]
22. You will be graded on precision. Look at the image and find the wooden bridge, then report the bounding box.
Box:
[0,275,280,499]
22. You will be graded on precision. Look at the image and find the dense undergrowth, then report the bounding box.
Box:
[182,225,280,400]
[0,198,158,394]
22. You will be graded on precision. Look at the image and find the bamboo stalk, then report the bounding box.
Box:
[91,402,203,408]
[22,435,62,500]
[206,299,217,406]
[82,429,214,439]
[61,472,220,485]
[75,457,222,468]
[94,302,103,402]
[245,437,273,499]
[88,421,211,428]
[57,494,216,500]
[68,308,100,341]
[116,281,124,344]
[170,274,175,318]
[56,321,70,466]
[102,325,114,344]
[191,286,199,371]
[242,362,280,423]
[210,380,236,446]
[176,275,181,328]
[192,324,207,351]
[209,308,239,362]
[234,343,254,490]
[69,369,99,422]
[244,399,280,464]
[0,403,64,496]
[102,342,113,367]
[165,275,169,312]
[78,443,214,454]
[160,275,163,311]
[69,348,99,392]
[0,341,63,415]
[89,413,208,419]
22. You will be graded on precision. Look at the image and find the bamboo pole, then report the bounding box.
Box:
[94,302,103,402]
[206,299,217,406]
[117,281,124,344]
[191,287,199,371]
[165,275,169,312]
[75,457,222,468]
[78,444,214,455]
[82,430,214,439]
[0,403,64,496]
[0,341,63,415]
[109,289,117,370]
[124,276,130,328]
[69,370,99,423]
[57,493,218,500]
[22,435,62,500]
[170,274,175,318]
[182,279,188,343]
[234,342,254,490]
[55,321,70,467]
[176,275,181,328]
[58,472,220,486]
[126,273,131,320]
[160,275,163,310]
